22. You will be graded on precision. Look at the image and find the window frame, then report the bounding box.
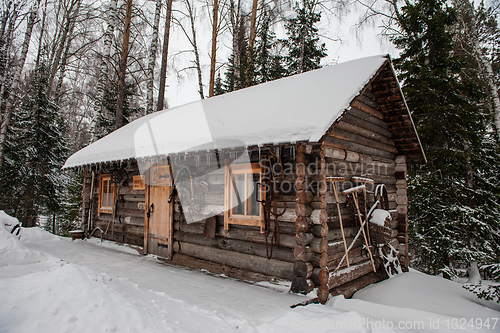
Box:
[98,174,116,216]
[224,162,265,232]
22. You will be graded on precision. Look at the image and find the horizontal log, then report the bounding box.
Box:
[329,269,387,298]
[294,261,314,278]
[310,252,329,268]
[342,113,393,138]
[290,277,315,294]
[325,226,358,242]
[174,231,296,262]
[327,259,381,290]
[335,120,394,147]
[295,216,311,233]
[311,267,328,286]
[348,106,389,130]
[311,223,329,238]
[327,247,368,271]
[328,237,363,255]
[294,245,312,262]
[295,232,314,246]
[311,237,328,253]
[324,137,397,160]
[229,267,282,282]
[178,242,294,280]
[295,204,313,217]
[219,226,296,248]
[296,190,314,204]
[329,128,398,154]
[317,285,330,304]
[115,208,144,219]
[123,216,144,226]
[321,146,346,160]
[355,95,382,114]
[170,253,231,276]
[121,194,146,202]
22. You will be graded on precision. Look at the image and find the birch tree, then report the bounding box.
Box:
[47,0,82,96]
[453,0,500,139]
[146,0,162,114]
[0,0,41,171]
[92,0,117,139]
[175,0,205,99]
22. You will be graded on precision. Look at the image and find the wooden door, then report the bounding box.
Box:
[144,166,173,259]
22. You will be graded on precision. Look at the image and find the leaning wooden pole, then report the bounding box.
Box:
[329,176,350,267]
[347,188,376,273]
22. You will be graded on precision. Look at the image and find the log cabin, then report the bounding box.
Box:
[64,55,425,304]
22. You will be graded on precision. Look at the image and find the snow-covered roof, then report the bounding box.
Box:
[64,55,390,169]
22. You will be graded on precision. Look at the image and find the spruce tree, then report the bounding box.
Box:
[393,0,500,277]
[254,11,287,83]
[282,0,327,74]
[95,81,144,139]
[0,60,69,227]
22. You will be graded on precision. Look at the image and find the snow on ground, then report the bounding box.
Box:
[0,225,498,333]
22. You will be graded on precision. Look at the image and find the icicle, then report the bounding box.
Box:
[206,153,211,167]
[195,155,200,168]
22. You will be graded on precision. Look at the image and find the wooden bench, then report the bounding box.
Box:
[69,230,84,241]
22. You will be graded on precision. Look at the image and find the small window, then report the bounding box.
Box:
[98,174,115,215]
[224,163,265,232]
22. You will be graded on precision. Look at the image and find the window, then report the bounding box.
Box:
[98,174,115,215]
[224,163,265,232]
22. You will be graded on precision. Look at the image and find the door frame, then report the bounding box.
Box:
[143,162,174,258]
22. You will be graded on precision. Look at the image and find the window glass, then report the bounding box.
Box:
[231,174,245,215]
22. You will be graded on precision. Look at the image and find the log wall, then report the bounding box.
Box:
[309,85,409,303]
[81,162,146,247]
[169,146,298,282]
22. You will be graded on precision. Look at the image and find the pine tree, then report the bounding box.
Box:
[393,0,500,277]
[0,60,69,227]
[282,0,327,75]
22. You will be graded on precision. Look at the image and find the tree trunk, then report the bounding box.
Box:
[91,0,117,140]
[55,0,81,104]
[185,0,204,99]
[146,0,162,115]
[0,0,41,172]
[157,0,173,111]
[116,0,133,130]
[246,0,258,85]
[454,0,500,138]
[208,0,218,97]
[0,2,18,120]
[48,0,81,94]
[229,0,242,90]
[35,0,49,70]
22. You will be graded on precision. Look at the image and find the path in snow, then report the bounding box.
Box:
[1,226,498,333]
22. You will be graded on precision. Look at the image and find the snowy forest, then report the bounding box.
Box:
[0,0,499,293]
